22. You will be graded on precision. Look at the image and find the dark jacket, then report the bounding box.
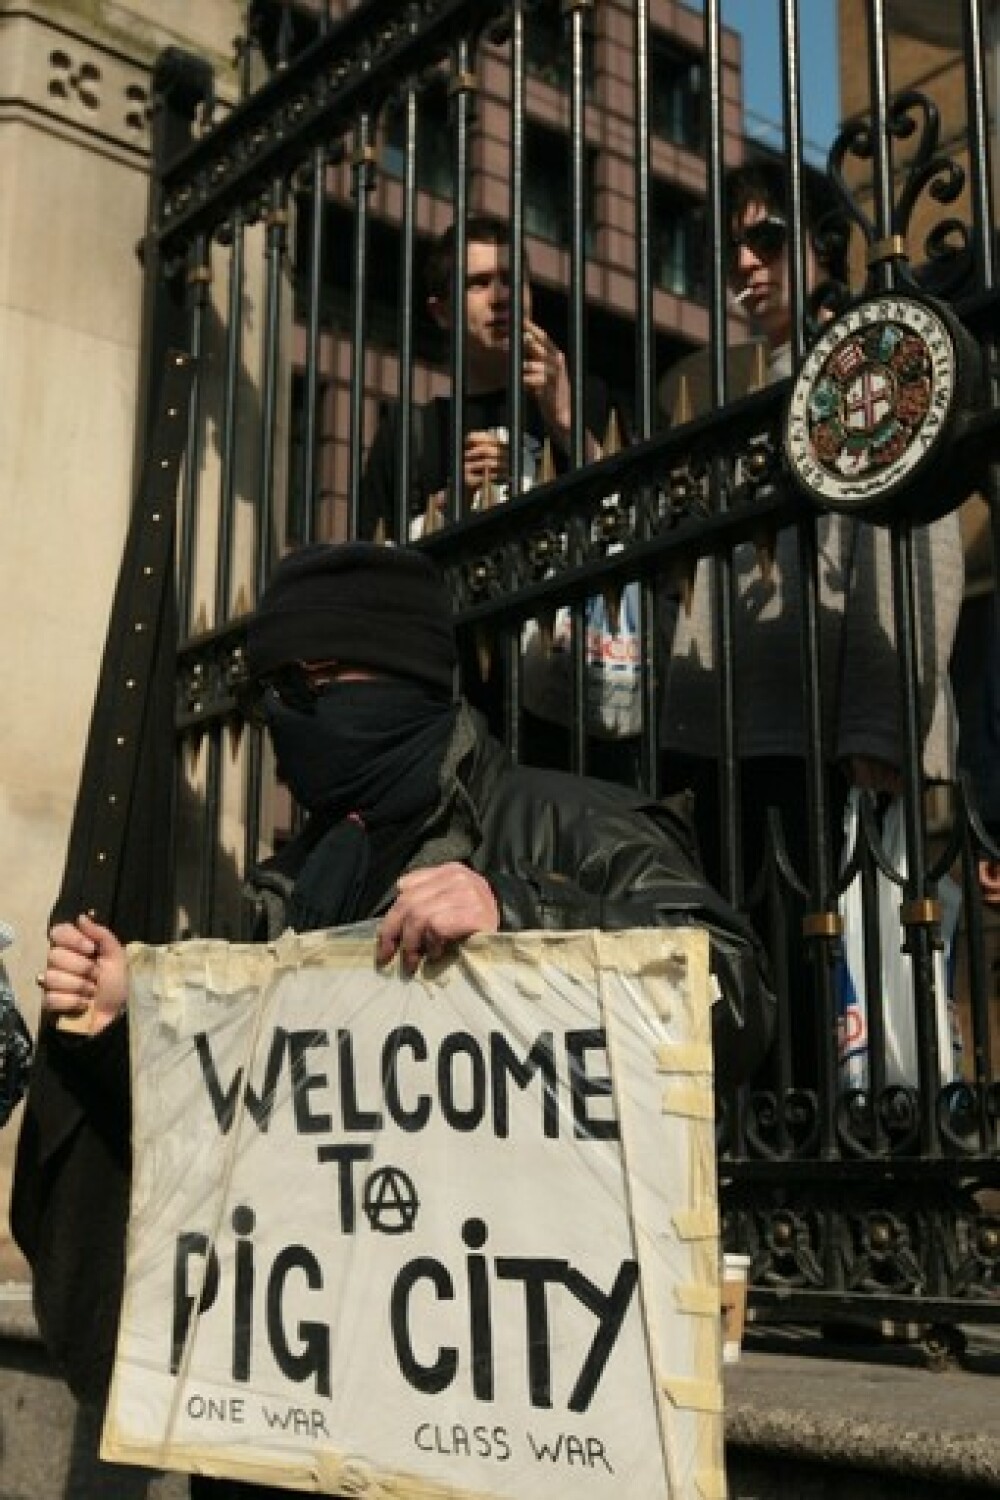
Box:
[12,704,772,1421]
[248,706,771,1094]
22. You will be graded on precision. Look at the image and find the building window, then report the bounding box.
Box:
[381,79,453,200]
[525,8,594,93]
[649,34,704,151]
[652,184,706,301]
[525,123,596,251]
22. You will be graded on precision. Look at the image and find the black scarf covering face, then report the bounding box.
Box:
[264,680,459,930]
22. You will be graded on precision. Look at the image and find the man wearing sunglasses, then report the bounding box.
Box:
[660,160,963,1040]
[25,542,774,1494]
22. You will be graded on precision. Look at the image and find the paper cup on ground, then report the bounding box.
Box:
[721,1253,751,1364]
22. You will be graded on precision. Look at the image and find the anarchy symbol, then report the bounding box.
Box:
[363,1165,420,1235]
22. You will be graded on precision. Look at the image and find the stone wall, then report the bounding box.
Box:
[0,0,240,1282]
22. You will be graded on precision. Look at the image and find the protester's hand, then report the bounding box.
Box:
[463,430,509,503]
[376,863,500,974]
[37,914,128,1034]
[848,755,903,798]
[522,318,572,446]
[978,857,1000,906]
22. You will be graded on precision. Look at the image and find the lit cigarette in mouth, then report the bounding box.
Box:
[732,287,754,305]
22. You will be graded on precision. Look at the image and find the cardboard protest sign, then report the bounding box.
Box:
[102,926,726,1499]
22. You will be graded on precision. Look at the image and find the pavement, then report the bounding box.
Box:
[727,1319,1000,1494]
[3,1284,1000,1498]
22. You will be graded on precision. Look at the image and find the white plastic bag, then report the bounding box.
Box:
[521,582,642,739]
[837,789,962,1090]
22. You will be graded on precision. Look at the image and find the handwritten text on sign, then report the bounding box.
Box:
[103,927,724,1499]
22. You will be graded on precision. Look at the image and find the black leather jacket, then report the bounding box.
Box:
[248,704,774,1094]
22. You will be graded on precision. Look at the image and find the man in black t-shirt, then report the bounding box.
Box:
[359,218,642,781]
[359,214,608,544]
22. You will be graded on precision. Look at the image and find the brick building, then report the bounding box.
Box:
[275,0,744,536]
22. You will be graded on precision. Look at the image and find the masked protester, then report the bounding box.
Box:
[17,542,773,1500]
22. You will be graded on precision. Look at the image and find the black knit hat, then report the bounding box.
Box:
[246,542,458,694]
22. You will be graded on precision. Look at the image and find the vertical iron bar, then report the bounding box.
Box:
[865,0,895,296]
[244,174,289,891]
[178,235,212,937]
[780,0,839,1158]
[965,0,999,1120]
[346,109,376,538]
[633,0,655,446]
[780,0,806,364]
[235,17,265,885]
[446,38,475,528]
[634,0,659,794]
[301,147,327,543]
[176,238,211,930]
[859,831,889,1151]
[567,0,589,775]
[566,2,588,467]
[892,522,942,1158]
[704,0,739,905]
[224,37,259,900]
[215,218,244,627]
[177,237,210,639]
[962,0,997,1151]
[865,0,941,1156]
[703,0,729,406]
[963,0,996,290]
[217,219,247,894]
[257,180,288,594]
[199,728,222,938]
[243,176,289,894]
[508,0,527,500]
[394,16,421,543]
[300,1,334,543]
[957,781,994,1146]
[506,1,528,759]
[765,838,794,1155]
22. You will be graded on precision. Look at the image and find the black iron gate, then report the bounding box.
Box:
[60,0,1000,1350]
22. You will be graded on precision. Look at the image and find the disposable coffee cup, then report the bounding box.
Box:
[473,425,511,509]
[488,425,511,486]
[721,1253,751,1364]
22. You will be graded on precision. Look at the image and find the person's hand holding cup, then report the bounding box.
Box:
[465,426,510,508]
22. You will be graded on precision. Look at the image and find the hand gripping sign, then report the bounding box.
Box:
[103,927,727,1500]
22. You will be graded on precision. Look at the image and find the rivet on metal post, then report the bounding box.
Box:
[801,912,844,939]
[448,70,477,98]
[900,898,942,927]
[866,234,906,268]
